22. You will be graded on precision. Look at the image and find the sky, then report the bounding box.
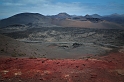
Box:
[0,0,124,18]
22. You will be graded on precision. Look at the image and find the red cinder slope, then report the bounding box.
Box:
[0,52,124,82]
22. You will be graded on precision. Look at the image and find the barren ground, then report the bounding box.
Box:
[0,28,124,82]
[0,51,124,82]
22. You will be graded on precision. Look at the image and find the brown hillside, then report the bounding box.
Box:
[52,19,123,29]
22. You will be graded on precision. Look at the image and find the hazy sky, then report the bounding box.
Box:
[0,0,124,18]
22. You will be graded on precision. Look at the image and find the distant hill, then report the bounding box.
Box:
[0,13,56,28]
[51,12,71,19]
[102,13,124,26]
[90,14,102,18]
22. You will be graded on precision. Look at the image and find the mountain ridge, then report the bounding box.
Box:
[0,12,124,29]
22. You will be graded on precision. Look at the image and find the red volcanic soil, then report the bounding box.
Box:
[0,52,124,82]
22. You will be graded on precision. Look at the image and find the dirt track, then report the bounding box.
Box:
[0,52,124,82]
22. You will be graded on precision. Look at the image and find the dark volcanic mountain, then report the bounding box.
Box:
[0,13,55,28]
[72,16,87,21]
[83,14,103,23]
[84,14,93,18]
